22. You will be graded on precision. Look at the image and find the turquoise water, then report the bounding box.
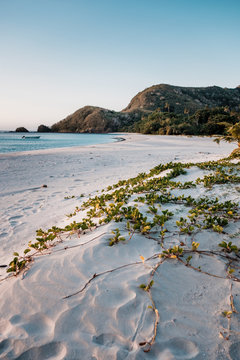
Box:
[0,132,118,154]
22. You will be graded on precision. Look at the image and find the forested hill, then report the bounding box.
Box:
[50,84,240,134]
[122,84,240,114]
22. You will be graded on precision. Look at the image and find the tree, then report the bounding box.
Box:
[184,107,190,121]
[165,102,170,113]
[214,122,240,147]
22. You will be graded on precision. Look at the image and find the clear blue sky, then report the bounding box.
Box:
[0,0,239,130]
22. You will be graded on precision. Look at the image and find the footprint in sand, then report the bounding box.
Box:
[18,199,26,203]
[10,313,54,341]
[23,206,32,211]
[9,215,23,226]
[0,232,7,238]
[151,337,199,359]
[0,339,14,355]
[93,333,131,351]
[51,191,61,197]
[9,215,23,220]
[15,342,66,360]
[9,218,23,227]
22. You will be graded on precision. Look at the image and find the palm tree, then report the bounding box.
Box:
[184,107,190,121]
[214,122,240,148]
[165,102,170,113]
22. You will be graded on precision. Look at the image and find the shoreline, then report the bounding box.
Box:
[0,133,127,157]
[0,133,225,158]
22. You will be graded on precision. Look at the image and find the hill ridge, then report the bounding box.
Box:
[50,84,240,133]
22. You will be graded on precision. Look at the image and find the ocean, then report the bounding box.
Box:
[0,132,118,154]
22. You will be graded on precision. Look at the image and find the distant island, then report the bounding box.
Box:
[17,84,240,136]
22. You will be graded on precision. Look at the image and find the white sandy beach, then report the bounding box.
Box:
[0,134,239,360]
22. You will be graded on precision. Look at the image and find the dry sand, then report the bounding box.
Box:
[0,134,239,359]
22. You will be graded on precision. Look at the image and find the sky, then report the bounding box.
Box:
[0,0,239,130]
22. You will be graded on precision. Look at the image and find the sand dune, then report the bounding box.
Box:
[0,134,239,359]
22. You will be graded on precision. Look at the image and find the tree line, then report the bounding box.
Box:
[121,107,240,137]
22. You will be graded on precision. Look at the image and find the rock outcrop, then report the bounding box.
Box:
[37,124,51,132]
[15,127,29,132]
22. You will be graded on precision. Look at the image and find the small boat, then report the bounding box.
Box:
[22,136,40,139]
